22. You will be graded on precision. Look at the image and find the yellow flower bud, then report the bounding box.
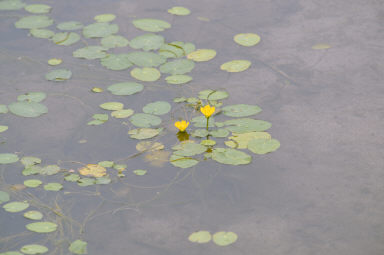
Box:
[174,120,189,132]
[200,104,215,118]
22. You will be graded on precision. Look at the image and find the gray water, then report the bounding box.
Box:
[1,0,384,254]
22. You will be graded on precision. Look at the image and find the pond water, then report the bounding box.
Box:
[1,0,384,254]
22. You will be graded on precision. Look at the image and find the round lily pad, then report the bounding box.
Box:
[73,46,107,59]
[0,125,8,133]
[56,21,83,31]
[0,191,10,204]
[24,179,42,188]
[128,128,162,140]
[227,132,271,149]
[24,210,43,220]
[234,33,261,47]
[111,109,134,118]
[169,154,199,168]
[201,139,216,146]
[224,118,271,133]
[68,239,87,255]
[159,59,195,75]
[64,174,80,182]
[39,164,60,175]
[52,32,80,46]
[0,153,18,164]
[45,69,72,81]
[8,101,46,117]
[101,35,129,48]
[100,102,124,110]
[168,6,191,16]
[132,18,171,32]
[191,129,209,138]
[127,51,166,67]
[3,201,29,212]
[173,142,206,157]
[222,104,261,117]
[0,0,25,10]
[30,28,54,39]
[21,156,41,167]
[24,4,51,14]
[142,101,171,115]
[247,138,280,154]
[129,113,162,128]
[15,15,53,29]
[48,58,62,66]
[0,251,23,255]
[220,60,251,72]
[165,74,192,85]
[198,89,228,100]
[188,231,211,243]
[20,244,48,255]
[26,221,57,233]
[129,33,164,51]
[94,13,116,22]
[107,82,143,96]
[17,92,46,103]
[100,54,133,71]
[133,169,147,176]
[187,49,216,62]
[43,183,63,191]
[130,67,161,82]
[212,231,238,246]
[82,22,118,38]
[210,129,229,138]
[136,141,164,152]
[212,148,252,165]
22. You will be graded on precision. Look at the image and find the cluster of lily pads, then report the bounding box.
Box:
[188,230,238,246]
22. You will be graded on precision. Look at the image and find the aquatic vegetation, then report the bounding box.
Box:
[175,120,189,132]
[200,104,215,118]
[234,33,261,46]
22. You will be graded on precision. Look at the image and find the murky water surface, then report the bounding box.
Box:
[1,0,384,254]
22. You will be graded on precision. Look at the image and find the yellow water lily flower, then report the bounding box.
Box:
[200,104,215,118]
[175,120,189,132]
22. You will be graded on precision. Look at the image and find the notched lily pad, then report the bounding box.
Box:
[29,28,54,39]
[159,59,195,75]
[17,92,46,103]
[73,46,107,60]
[165,74,192,85]
[170,154,199,168]
[52,32,80,46]
[26,221,57,233]
[101,35,129,48]
[100,54,133,71]
[20,244,48,255]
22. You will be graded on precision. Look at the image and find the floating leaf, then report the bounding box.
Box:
[132,18,171,32]
[30,28,54,39]
[3,201,29,212]
[20,244,48,255]
[159,44,184,58]
[129,33,164,51]
[113,164,127,171]
[101,35,129,48]
[191,116,215,128]
[220,60,251,72]
[64,174,80,182]
[45,69,72,81]
[52,32,80,46]
[127,51,166,67]
[312,43,331,50]
[130,113,161,128]
[165,74,192,85]
[210,129,229,138]
[187,49,216,62]
[234,33,261,47]
[128,128,162,140]
[24,4,51,14]
[168,6,191,16]
[247,138,280,154]
[17,92,46,103]
[100,54,133,71]
[222,104,261,117]
[201,139,216,146]
[107,82,143,95]
[68,240,87,254]
[24,210,43,220]
[136,141,164,152]
[0,0,25,10]
[227,131,271,149]
[26,221,57,233]
[95,176,111,184]
[97,161,114,168]
[0,191,10,204]
[111,109,134,118]
[130,67,161,82]
[87,119,104,126]
[142,101,171,115]
[99,102,124,111]
[188,231,211,243]
[0,153,19,164]
[159,59,195,75]
[22,165,41,176]
[15,15,53,29]
[212,148,251,165]
[21,156,41,167]
[43,183,63,191]
[191,129,209,138]
[24,179,42,188]
[92,114,108,122]
[212,231,238,246]
[91,87,103,93]
[169,41,195,55]
[198,89,228,101]
[94,13,116,22]
[173,142,206,157]
[0,125,8,132]
[73,46,107,59]
[0,104,8,113]
[133,169,147,176]
[8,102,47,117]
[169,154,198,168]
[224,118,271,133]
[77,178,95,186]
[79,164,106,178]
[39,165,60,175]
[173,97,187,103]
[83,22,118,38]
[47,58,62,66]
[0,251,23,255]
[56,21,83,31]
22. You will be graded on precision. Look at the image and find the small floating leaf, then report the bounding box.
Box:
[83,22,118,38]
[8,102,47,117]
[100,102,124,111]
[133,169,147,176]
[130,67,161,82]
[23,179,42,188]
[224,118,271,133]
[247,138,280,154]
[142,101,171,115]
[132,18,171,32]
[159,59,195,75]
[212,148,251,165]
[169,154,198,168]
[127,51,166,67]
[312,43,331,50]
[228,131,271,149]
[56,21,83,31]
[165,74,192,85]
[17,92,46,103]
[91,87,103,93]
[45,69,72,81]
[0,0,25,10]
[220,60,251,72]
[64,174,80,182]
[234,33,261,47]
[130,113,162,128]
[198,89,229,101]
[188,231,211,243]
[26,221,57,233]
[222,104,261,117]
[15,15,53,29]
[168,6,191,16]
[191,129,209,138]
[0,191,10,204]
[94,13,116,22]
[136,141,164,152]
[79,164,106,178]
[107,82,143,95]
[129,33,164,51]
[68,240,87,254]
[101,35,129,48]
[20,244,48,255]
[173,142,206,157]
[0,153,19,164]
[73,46,107,59]
[0,105,8,113]
[100,54,133,70]
[128,128,162,140]
[47,58,62,66]
[77,178,95,186]
[39,164,60,175]
[0,125,8,132]
[212,231,238,246]
[43,183,63,191]
[23,210,43,220]
[210,129,229,138]
[24,4,51,14]
[187,49,216,62]
[111,109,134,118]
[30,28,54,39]
[52,32,80,46]
[3,201,29,212]
[21,156,41,167]
[98,161,114,168]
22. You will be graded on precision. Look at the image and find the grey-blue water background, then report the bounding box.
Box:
[1,0,384,254]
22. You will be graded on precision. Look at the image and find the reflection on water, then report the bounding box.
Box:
[1,0,384,254]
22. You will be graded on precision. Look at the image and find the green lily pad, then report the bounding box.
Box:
[191,116,215,128]
[100,54,133,71]
[133,169,147,176]
[101,35,129,48]
[128,128,162,140]
[169,41,195,55]
[212,231,238,246]
[77,178,95,187]
[95,176,111,184]
[24,210,43,220]
[100,102,124,111]
[234,33,261,47]
[129,33,164,51]
[224,118,271,133]
[24,179,42,188]
[73,46,107,60]
[173,142,206,157]
[220,60,251,72]
[222,104,261,117]
[188,231,211,243]
[0,251,23,255]
[68,240,87,254]
[43,183,63,191]
[0,153,19,164]
[64,174,80,182]
[21,156,41,167]
[158,44,184,58]
[22,165,41,176]
[83,22,118,38]
[136,141,164,152]
[29,28,54,39]
[15,15,53,29]
[168,6,191,16]
[48,58,62,66]
[210,129,229,138]
[129,113,161,128]
[94,13,116,22]
[0,191,10,204]
[159,59,195,75]
[312,43,331,50]
[201,139,216,146]
[56,21,83,31]
[45,69,72,81]
[0,104,8,113]
[212,148,252,165]
[227,131,271,149]
[169,154,198,168]
[0,125,8,132]
[132,18,171,32]
[127,51,166,67]
[20,244,48,255]
[24,4,51,14]
[39,164,60,175]
[17,92,46,102]
[107,82,143,95]
[142,101,171,115]
[26,221,57,233]
[198,89,229,101]
[87,120,104,126]
[3,201,29,212]
[187,49,216,62]
[191,129,209,138]
[0,0,25,10]
[111,109,134,118]
[52,32,80,46]
[247,138,280,154]
[130,67,161,82]
[8,102,47,117]
[165,74,192,85]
